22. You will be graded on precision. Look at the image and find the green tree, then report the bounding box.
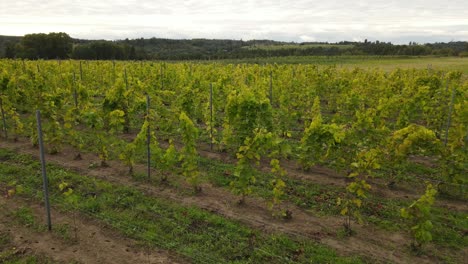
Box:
[16,32,72,59]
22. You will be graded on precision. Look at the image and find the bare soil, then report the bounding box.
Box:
[0,138,453,263]
[0,189,184,263]
[194,140,467,212]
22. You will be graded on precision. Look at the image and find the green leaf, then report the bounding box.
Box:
[340,207,348,216]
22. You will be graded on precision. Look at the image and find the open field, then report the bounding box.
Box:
[0,59,466,263]
[243,44,355,50]
[212,56,468,74]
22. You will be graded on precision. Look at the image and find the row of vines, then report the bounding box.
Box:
[0,59,466,248]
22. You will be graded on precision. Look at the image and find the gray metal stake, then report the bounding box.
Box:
[73,72,78,108]
[160,63,164,89]
[0,97,7,139]
[210,83,213,151]
[444,88,456,146]
[124,68,128,89]
[79,61,83,81]
[36,110,52,231]
[113,60,116,82]
[146,95,151,180]
[269,71,273,105]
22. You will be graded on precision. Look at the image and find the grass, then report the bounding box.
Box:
[196,153,468,253]
[243,44,355,50]
[32,119,467,256]
[2,129,467,262]
[0,148,366,264]
[208,56,468,74]
[74,127,467,254]
[9,207,73,241]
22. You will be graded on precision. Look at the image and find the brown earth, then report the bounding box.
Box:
[181,139,467,212]
[0,138,454,263]
[0,189,185,264]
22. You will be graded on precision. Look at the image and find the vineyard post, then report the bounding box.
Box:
[444,87,456,146]
[124,68,128,89]
[79,61,83,81]
[269,71,273,105]
[99,62,103,86]
[73,72,78,108]
[21,60,25,72]
[465,127,468,146]
[113,60,116,82]
[160,63,164,89]
[146,94,151,180]
[210,83,213,151]
[0,97,7,139]
[36,110,52,231]
[37,64,40,73]
[439,80,450,135]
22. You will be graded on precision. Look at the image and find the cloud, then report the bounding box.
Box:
[299,35,316,42]
[0,0,467,43]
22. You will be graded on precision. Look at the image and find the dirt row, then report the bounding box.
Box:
[191,140,467,212]
[0,139,451,263]
[0,194,184,264]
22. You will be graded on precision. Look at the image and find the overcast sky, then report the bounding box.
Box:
[1,0,467,44]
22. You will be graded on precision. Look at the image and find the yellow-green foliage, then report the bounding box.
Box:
[231,128,288,214]
[389,124,439,159]
[231,128,274,200]
[179,112,200,191]
[163,140,178,169]
[223,88,273,150]
[300,96,345,169]
[269,158,287,216]
[108,109,125,134]
[338,149,380,234]
[349,149,381,178]
[401,184,437,249]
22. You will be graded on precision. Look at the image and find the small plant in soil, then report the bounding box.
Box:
[59,181,79,241]
[337,149,379,235]
[401,183,437,252]
[161,139,178,182]
[268,159,291,219]
[179,112,201,193]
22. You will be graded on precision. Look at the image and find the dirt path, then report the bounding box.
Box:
[0,139,444,263]
[162,138,467,212]
[0,193,184,264]
[88,131,468,211]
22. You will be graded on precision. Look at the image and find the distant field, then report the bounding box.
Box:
[210,56,468,74]
[244,43,355,50]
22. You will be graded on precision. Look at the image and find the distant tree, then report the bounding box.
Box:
[71,44,96,59]
[72,41,134,60]
[4,41,15,58]
[46,32,73,58]
[15,32,72,59]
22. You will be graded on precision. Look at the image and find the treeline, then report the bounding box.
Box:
[3,33,72,59]
[72,41,147,60]
[1,32,467,60]
[2,33,146,60]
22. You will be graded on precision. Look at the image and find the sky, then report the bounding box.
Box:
[0,0,467,44]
